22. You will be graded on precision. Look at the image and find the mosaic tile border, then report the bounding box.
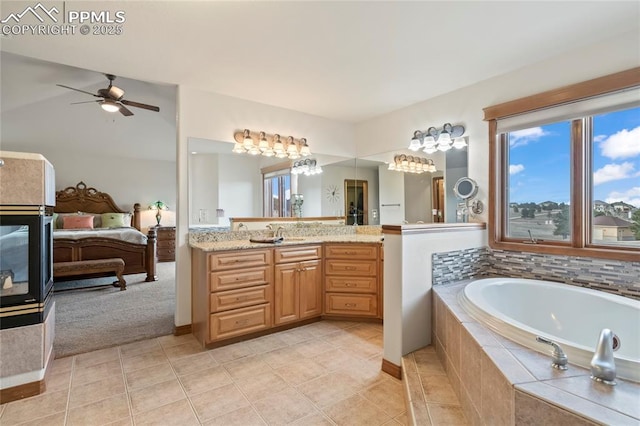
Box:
[432,247,640,299]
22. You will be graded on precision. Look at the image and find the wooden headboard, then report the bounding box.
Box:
[55,181,142,230]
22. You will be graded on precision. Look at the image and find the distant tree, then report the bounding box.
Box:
[521,208,535,219]
[553,206,570,239]
[631,210,640,239]
[594,211,606,217]
[513,206,519,213]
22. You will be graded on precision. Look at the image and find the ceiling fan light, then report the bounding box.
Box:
[101,100,120,113]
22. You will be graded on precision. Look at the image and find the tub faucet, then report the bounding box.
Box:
[275,226,285,238]
[590,328,617,386]
[536,336,568,370]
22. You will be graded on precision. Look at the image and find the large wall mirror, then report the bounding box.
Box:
[188,137,467,228]
[345,179,368,225]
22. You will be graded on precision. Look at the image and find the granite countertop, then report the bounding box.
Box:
[190,234,383,252]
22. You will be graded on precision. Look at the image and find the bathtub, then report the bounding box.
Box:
[458,277,640,383]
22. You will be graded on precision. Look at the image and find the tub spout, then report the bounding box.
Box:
[536,336,568,370]
[590,328,617,386]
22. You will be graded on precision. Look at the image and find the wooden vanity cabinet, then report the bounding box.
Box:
[324,243,381,318]
[274,245,322,325]
[191,248,273,346]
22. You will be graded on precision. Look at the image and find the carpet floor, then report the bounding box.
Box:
[52,262,176,358]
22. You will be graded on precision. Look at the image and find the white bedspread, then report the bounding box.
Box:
[53,228,148,245]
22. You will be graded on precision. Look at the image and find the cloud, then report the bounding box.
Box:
[599,126,640,159]
[509,164,525,175]
[593,134,607,143]
[509,127,548,148]
[605,186,640,208]
[593,162,636,185]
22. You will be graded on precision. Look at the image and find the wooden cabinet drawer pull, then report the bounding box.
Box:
[345,266,357,270]
[235,319,249,326]
[345,282,355,287]
[344,303,356,308]
[235,296,248,301]
[345,251,356,255]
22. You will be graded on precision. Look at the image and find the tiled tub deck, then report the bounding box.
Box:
[427,280,639,425]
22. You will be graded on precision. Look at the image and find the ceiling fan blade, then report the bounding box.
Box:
[57,84,100,97]
[118,104,134,116]
[70,100,101,105]
[120,99,160,112]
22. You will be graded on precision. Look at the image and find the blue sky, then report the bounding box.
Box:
[508,106,640,207]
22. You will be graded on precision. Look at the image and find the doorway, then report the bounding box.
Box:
[432,177,445,222]
[345,179,368,225]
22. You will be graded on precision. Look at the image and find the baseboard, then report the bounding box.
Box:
[174,324,192,336]
[381,358,402,380]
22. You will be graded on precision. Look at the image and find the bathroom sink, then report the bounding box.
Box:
[283,237,307,241]
[249,237,284,244]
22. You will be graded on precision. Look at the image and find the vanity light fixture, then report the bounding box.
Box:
[291,158,322,176]
[387,154,437,174]
[409,123,467,154]
[233,129,311,159]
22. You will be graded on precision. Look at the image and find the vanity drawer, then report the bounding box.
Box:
[274,245,321,264]
[210,285,271,312]
[324,293,377,317]
[208,249,271,271]
[325,259,377,276]
[209,303,271,341]
[324,244,377,260]
[209,266,272,292]
[325,276,377,293]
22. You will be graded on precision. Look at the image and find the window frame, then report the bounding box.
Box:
[262,162,292,218]
[484,67,640,262]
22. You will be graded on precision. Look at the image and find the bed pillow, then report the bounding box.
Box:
[56,212,79,229]
[63,215,94,229]
[101,212,129,228]
[52,213,59,229]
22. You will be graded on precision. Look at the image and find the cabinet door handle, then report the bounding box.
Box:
[345,266,357,271]
[235,296,247,301]
[345,251,356,255]
[345,282,355,287]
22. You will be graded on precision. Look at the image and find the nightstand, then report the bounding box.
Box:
[155,225,176,262]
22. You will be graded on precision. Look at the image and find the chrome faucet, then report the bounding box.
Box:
[237,223,247,231]
[275,226,285,238]
[590,328,617,385]
[536,336,568,370]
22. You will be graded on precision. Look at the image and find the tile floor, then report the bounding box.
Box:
[0,320,419,426]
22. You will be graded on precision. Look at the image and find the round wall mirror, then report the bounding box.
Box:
[453,177,478,200]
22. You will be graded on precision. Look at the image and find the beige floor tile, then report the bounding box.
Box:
[12,411,66,426]
[421,375,459,405]
[47,369,72,392]
[170,352,219,376]
[121,348,168,373]
[133,398,199,426]
[367,333,384,347]
[346,323,383,340]
[66,393,130,426]
[341,339,384,360]
[260,345,304,369]
[235,371,291,402]
[201,405,266,426]
[247,334,288,354]
[72,359,123,387]
[104,417,133,426]
[295,339,336,358]
[382,419,404,425]
[394,412,410,426]
[157,332,198,349]
[51,356,74,374]
[0,389,68,425]
[414,350,447,377]
[179,365,233,396]
[322,329,360,347]
[276,327,316,345]
[427,403,468,425]
[74,347,120,369]
[305,321,351,336]
[360,378,406,417]
[311,347,360,371]
[340,357,387,388]
[291,411,336,425]
[323,394,392,426]
[189,383,250,422]
[125,362,176,391]
[69,375,126,408]
[129,378,186,414]
[163,341,205,361]
[253,387,318,424]
[275,357,328,386]
[209,341,255,364]
[223,354,272,380]
[297,371,360,407]
[119,338,162,359]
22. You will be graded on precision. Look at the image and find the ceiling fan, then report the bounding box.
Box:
[57,74,160,116]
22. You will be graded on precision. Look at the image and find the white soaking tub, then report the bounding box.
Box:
[458,277,640,382]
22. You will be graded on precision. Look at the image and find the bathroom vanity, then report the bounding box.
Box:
[190,235,382,348]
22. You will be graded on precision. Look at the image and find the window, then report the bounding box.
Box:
[263,168,291,217]
[484,68,640,261]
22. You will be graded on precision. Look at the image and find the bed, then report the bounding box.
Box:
[53,182,157,282]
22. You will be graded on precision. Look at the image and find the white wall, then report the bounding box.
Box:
[218,154,263,223]
[378,165,405,224]
[355,31,640,224]
[189,153,219,224]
